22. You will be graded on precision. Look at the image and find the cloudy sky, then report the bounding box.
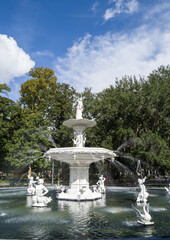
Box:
[0,0,170,101]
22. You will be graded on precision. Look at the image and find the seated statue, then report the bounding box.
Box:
[32,179,52,207]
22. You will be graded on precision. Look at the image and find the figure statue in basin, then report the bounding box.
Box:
[137,177,149,203]
[97,175,106,194]
[32,179,52,207]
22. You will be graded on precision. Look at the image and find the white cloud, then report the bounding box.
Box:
[0,34,35,84]
[104,8,119,21]
[114,0,124,9]
[104,0,139,21]
[125,0,138,13]
[55,26,170,93]
[144,1,170,22]
[91,2,98,13]
[32,50,54,57]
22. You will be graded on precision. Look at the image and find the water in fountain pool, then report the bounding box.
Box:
[0,187,169,239]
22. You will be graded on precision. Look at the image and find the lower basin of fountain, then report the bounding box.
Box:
[0,187,170,240]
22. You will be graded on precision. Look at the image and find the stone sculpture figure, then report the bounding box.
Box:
[76,97,83,119]
[73,132,86,148]
[32,179,52,207]
[132,203,154,225]
[27,176,36,196]
[73,133,82,147]
[97,175,106,194]
[137,177,149,203]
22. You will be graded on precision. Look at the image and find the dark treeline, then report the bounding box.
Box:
[0,65,169,183]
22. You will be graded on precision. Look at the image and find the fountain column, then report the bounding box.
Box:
[69,166,89,190]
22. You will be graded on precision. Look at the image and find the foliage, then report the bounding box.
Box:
[3,67,76,174]
[86,65,170,174]
[0,84,19,172]
[6,124,52,168]
[0,65,169,179]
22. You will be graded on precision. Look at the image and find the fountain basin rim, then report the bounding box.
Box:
[56,196,102,201]
[0,186,167,191]
[44,147,116,161]
[44,147,116,165]
[45,147,115,155]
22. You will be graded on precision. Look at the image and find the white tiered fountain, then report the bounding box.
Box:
[45,98,116,201]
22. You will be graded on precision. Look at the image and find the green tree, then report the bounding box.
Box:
[0,84,20,172]
[86,66,170,175]
[20,67,75,123]
[5,67,76,175]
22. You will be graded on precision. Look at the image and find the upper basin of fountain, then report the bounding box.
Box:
[63,118,96,129]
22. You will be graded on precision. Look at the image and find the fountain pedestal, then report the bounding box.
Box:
[69,166,89,190]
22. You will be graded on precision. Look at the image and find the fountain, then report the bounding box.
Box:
[44,98,116,201]
[132,160,154,225]
[132,202,154,225]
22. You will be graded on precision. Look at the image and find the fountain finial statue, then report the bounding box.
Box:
[76,97,83,119]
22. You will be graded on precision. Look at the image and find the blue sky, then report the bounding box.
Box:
[0,0,170,101]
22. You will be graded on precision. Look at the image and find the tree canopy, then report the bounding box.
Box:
[0,65,169,180]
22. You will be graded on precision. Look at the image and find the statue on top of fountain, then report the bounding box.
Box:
[137,177,149,203]
[76,97,83,119]
[32,178,52,207]
[72,97,87,148]
[96,175,106,194]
